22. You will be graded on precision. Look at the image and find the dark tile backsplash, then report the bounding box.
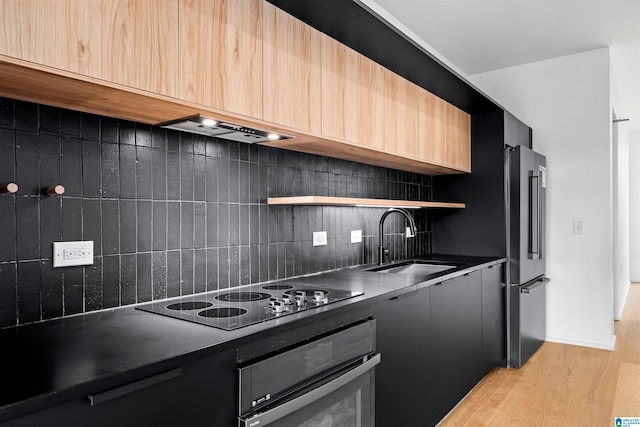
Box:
[0,97,432,328]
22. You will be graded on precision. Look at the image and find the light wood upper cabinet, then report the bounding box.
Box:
[262,2,321,133]
[384,70,421,158]
[321,34,385,151]
[178,0,262,118]
[419,92,471,171]
[101,0,179,97]
[0,0,102,77]
[0,0,179,97]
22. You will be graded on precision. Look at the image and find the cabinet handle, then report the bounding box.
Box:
[88,368,182,406]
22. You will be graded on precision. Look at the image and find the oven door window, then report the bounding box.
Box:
[239,355,378,427]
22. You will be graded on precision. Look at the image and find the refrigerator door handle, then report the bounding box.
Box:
[529,174,541,259]
[520,277,549,294]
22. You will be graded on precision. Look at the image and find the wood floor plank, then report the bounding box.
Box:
[439,283,640,426]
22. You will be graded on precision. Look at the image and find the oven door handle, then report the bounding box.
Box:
[239,353,381,427]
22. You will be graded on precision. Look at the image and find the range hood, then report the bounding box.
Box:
[158,115,293,144]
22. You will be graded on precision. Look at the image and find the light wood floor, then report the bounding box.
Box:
[440,283,640,426]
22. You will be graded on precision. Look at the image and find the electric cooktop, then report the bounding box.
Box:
[136,283,363,331]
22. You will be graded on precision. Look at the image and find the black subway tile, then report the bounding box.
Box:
[119,200,137,254]
[180,202,194,249]
[218,247,229,290]
[180,152,194,201]
[101,143,120,198]
[39,105,61,134]
[152,251,167,300]
[239,246,250,286]
[103,255,120,309]
[167,202,181,250]
[101,200,120,255]
[62,198,82,242]
[0,197,16,262]
[119,121,136,145]
[63,266,84,316]
[61,137,82,197]
[0,262,17,327]
[151,127,166,150]
[120,254,137,305]
[166,150,180,200]
[152,149,167,200]
[194,155,206,202]
[17,261,41,324]
[15,101,38,133]
[137,201,152,252]
[85,258,103,312]
[194,202,206,249]
[239,161,250,203]
[81,113,101,141]
[82,141,101,198]
[249,245,259,284]
[136,146,152,199]
[16,131,39,194]
[166,250,181,298]
[137,253,152,303]
[152,202,167,251]
[0,97,15,129]
[40,197,62,259]
[229,246,240,287]
[206,248,218,292]
[119,144,137,199]
[135,124,152,147]
[229,204,239,246]
[101,117,119,144]
[60,109,81,137]
[218,204,229,247]
[180,249,194,295]
[194,249,206,293]
[16,197,39,261]
[205,157,218,202]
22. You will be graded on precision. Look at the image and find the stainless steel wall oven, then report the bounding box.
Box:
[237,320,379,427]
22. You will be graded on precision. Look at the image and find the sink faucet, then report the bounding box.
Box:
[378,208,417,266]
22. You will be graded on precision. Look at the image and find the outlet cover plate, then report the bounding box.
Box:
[53,241,94,267]
[351,230,362,243]
[313,231,327,246]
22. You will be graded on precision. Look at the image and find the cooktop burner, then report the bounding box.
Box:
[215,292,271,302]
[136,283,363,331]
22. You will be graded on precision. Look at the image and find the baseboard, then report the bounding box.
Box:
[545,335,616,351]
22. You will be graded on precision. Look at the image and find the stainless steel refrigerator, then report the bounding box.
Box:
[507,145,549,368]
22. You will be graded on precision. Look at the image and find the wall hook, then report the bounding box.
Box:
[0,183,18,194]
[46,185,65,196]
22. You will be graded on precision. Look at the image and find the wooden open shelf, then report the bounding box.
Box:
[267,196,465,209]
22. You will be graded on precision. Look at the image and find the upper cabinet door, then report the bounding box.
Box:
[419,90,471,172]
[384,71,420,158]
[262,3,321,133]
[101,0,179,97]
[0,0,180,97]
[321,34,385,151]
[0,0,103,77]
[178,0,263,118]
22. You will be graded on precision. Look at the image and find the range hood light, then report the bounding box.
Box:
[158,115,293,144]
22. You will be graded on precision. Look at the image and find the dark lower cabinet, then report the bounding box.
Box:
[427,271,482,426]
[373,288,429,427]
[1,348,237,427]
[374,264,505,427]
[481,264,505,375]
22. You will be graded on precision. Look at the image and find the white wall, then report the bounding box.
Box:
[630,130,640,282]
[471,48,616,350]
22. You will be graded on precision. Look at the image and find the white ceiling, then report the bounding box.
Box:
[360,0,640,125]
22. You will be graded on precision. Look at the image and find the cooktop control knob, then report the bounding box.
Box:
[281,295,293,305]
[295,295,305,307]
[272,301,286,313]
[268,297,279,307]
[294,291,306,298]
[312,291,327,303]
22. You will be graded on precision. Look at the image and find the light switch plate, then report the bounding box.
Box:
[313,231,327,246]
[351,230,362,243]
[53,241,94,267]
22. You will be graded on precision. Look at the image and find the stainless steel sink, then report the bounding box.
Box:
[367,261,457,275]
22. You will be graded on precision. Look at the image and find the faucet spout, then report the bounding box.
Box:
[378,208,418,266]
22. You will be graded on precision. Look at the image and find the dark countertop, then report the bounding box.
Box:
[0,254,504,422]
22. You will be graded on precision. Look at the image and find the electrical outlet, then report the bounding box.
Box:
[53,241,94,267]
[573,220,583,235]
[351,230,362,243]
[313,231,327,246]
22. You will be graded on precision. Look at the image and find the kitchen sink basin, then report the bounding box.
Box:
[366,260,457,275]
